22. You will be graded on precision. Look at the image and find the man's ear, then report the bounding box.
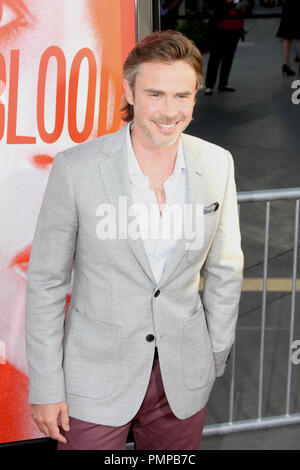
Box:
[123,79,134,105]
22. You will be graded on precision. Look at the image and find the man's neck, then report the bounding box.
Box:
[130,128,180,182]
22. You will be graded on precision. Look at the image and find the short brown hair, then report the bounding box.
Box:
[120,30,203,122]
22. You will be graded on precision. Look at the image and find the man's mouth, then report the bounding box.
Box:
[154,121,179,132]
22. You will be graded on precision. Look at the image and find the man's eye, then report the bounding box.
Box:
[0,1,18,29]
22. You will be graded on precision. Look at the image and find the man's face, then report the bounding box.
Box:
[124,60,198,148]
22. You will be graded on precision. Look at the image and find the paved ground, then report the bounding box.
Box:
[184,4,300,450]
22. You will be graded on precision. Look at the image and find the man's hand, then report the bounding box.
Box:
[30,402,70,444]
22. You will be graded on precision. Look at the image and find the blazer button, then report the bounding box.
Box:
[146,334,155,342]
[154,289,160,297]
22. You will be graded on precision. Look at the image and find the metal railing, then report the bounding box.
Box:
[203,187,300,436]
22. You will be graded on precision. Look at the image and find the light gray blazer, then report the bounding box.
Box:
[25,125,244,425]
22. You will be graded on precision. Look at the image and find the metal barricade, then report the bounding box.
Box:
[203,188,300,436]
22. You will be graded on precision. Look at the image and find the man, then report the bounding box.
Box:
[25,30,244,450]
[205,0,246,95]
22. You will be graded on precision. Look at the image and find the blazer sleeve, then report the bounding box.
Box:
[202,151,244,377]
[25,151,78,404]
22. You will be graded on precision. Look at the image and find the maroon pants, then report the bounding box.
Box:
[57,358,207,450]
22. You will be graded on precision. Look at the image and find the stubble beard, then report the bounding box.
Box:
[145,116,190,147]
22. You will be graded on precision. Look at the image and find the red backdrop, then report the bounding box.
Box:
[0,0,136,444]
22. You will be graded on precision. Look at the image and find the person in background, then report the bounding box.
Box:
[276,0,300,76]
[160,0,183,30]
[205,0,246,95]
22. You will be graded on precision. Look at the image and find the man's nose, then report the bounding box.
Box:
[161,97,178,119]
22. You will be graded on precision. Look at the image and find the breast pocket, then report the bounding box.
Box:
[182,306,215,390]
[185,211,219,264]
[63,308,121,400]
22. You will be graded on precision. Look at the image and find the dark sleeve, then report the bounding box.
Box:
[208,0,238,26]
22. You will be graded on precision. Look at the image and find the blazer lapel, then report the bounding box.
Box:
[98,127,156,285]
[98,129,206,288]
[182,134,206,253]
[157,135,205,288]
